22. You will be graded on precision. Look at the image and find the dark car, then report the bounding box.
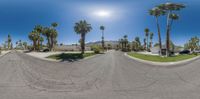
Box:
[43,49,50,52]
[179,50,190,54]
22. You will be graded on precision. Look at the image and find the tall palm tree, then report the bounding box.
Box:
[41,23,58,51]
[149,7,165,55]
[28,31,39,51]
[34,25,43,51]
[145,28,150,51]
[50,29,58,51]
[150,32,154,48]
[74,20,92,54]
[50,22,58,51]
[100,26,105,49]
[42,27,51,49]
[158,2,185,56]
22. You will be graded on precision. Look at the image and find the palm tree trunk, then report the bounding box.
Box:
[50,36,54,51]
[102,30,104,50]
[40,42,43,49]
[38,39,40,51]
[81,33,85,54]
[156,17,162,56]
[33,41,36,51]
[166,11,171,57]
[47,37,51,50]
[146,36,148,51]
[150,39,152,48]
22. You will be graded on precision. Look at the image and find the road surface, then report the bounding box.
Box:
[0,51,200,99]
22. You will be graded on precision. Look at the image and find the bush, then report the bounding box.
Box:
[91,45,102,54]
[193,52,198,56]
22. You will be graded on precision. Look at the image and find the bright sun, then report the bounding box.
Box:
[94,10,111,18]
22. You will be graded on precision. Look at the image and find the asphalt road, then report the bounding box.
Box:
[0,51,200,99]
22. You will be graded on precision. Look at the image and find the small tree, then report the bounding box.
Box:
[184,36,199,52]
[132,37,141,51]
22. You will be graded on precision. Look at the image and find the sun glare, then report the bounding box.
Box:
[94,10,111,18]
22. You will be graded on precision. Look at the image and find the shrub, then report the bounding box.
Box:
[193,52,198,56]
[91,45,102,54]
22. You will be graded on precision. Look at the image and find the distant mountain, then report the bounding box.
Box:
[86,40,119,46]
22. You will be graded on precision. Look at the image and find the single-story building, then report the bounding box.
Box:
[54,45,91,51]
[150,45,184,55]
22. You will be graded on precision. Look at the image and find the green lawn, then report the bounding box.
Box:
[127,52,199,62]
[47,52,96,61]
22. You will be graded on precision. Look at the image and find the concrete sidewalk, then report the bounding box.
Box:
[0,51,11,57]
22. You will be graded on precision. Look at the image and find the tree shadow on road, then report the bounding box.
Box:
[47,53,96,62]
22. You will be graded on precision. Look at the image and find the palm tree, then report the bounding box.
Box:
[50,28,58,51]
[158,2,185,56]
[149,7,165,55]
[145,28,150,51]
[7,34,12,50]
[74,20,92,54]
[42,23,58,51]
[150,32,154,48]
[135,37,141,51]
[42,27,51,49]
[50,23,58,51]
[100,26,105,50]
[51,22,58,28]
[34,25,43,51]
[169,13,179,26]
[28,31,38,51]
[123,35,128,51]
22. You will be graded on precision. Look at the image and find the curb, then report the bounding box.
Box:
[25,52,100,62]
[0,51,11,59]
[125,53,200,66]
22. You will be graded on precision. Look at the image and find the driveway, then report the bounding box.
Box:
[0,51,200,99]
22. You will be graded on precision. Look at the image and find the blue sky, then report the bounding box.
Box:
[0,0,199,46]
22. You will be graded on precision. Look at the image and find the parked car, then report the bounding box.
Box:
[179,50,190,54]
[43,49,50,52]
